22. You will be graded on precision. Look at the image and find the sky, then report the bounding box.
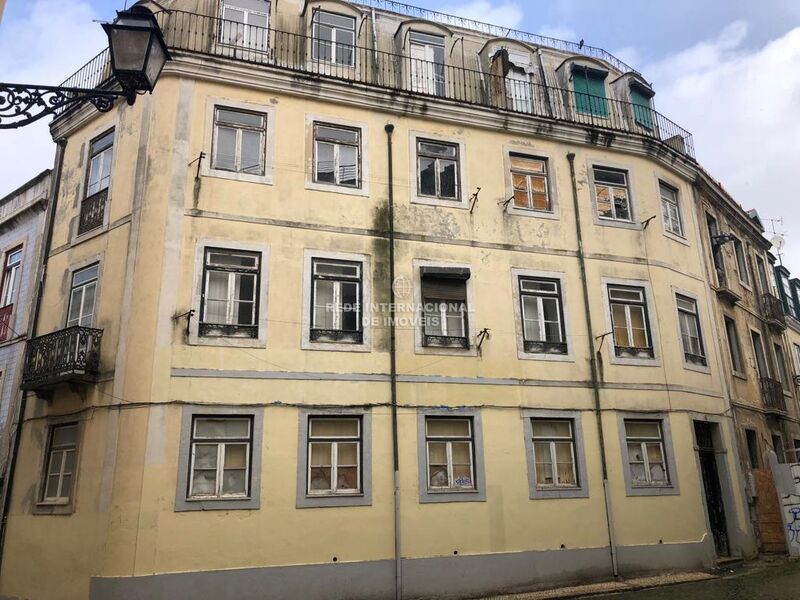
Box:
[1,0,799,269]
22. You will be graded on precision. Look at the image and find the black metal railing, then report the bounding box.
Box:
[760,377,786,413]
[77,189,107,235]
[353,0,640,75]
[57,11,693,159]
[310,329,363,344]
[614,345,655,359]
[685,352,708,367]
[199,322,258,338]
[22,326,103,390]
[424,334,470,349]
[523,340,568,355]
[760,293,787,328]
[55,48,114,117]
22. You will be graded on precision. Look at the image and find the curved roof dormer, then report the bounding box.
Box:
[393,19,454,53]
[301,0,365,20]
[610,71,655,99]
[553,56,614,91]
[478,37,538,71]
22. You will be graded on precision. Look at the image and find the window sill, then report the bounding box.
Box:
[188,334,266,349]
[200,166,273,186]
[305,180,369,198]
[626,484,680,497]
[32,501,74,515]
[663,229,690,247]
[683,361,711,375]
[530,486,589,500]
[609,352,661,367]
[506,206,560,220]
[420,488,486,504]
[296,492,371,508]
[410,195,469,210]
[71,222,109,247]
[596,217,642,231]
[175,495,259,511]
[732,371,748,381]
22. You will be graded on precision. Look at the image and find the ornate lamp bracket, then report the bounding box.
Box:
[0,83,131,129]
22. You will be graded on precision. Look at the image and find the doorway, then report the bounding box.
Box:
[694,421,730,556]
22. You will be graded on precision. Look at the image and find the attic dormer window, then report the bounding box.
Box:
[629,84,654,129]
[220,0,270,51]
[312,10,356,66]
[409,31,446,96]
[572,66,608,117]
[505,50,533,113]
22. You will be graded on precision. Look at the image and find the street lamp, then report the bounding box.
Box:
[0,6,170,129]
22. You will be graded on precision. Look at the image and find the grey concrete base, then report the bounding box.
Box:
[89,541,711,600]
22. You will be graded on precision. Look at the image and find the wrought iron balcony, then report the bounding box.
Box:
[760,376,786,414]
[21,326,103,391]
[77,189,107,235]
[424,334,470,349]
[760,292,787,331]
[57,10,695,160]
[0,304,13,342]
[524,340,568,355]
[310,328,363,344]
[715,268,741,305]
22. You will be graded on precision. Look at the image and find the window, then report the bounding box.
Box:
[425,417,475,492]
[417,139,459,200]
[732,236,750,285]
[313,123,360,188]
[572,66,608,117]
[0,246,21,308]
[660,183,683,237]
[608,284,653,358]
[629,85,653,129]
[794,343,800,379]
[531,419,577,489]
[751,331,769,379]
[506,66,532,113]
[312,10,355,66]
[219,0,269,50]
[724,316,744,374]
[307,417,361,496]
[421,269,469,348]
[772,433,786,464]
[409,31,445,96]
[593,167,631,222]
[510,154,551,212]
[86,130,114,197]
[41,423,78,503]
[676,294,706,367]
[777,268,798,318]
[706,213,725,278]
[519,277,566,354]
[188,416,252,499]
[212,107,267,175]
[774,344,791,391]
[755,256,770,295]
[310,258,362,343]
[624,420,670,487]
[200,248,260,338]
[66,264,99,328]
[745,429,759,469]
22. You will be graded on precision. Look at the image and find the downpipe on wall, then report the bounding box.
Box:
[566,151,619,577]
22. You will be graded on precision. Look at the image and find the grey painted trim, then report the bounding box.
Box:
[521,409,589,499]
[600,276,662,367]
[88,540,714,600]
[174,405,264,511]
[295,407,372,508]
[416,408,486,503]
[616,411,681,497]
[169,368,726,399]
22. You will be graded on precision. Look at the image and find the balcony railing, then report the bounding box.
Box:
[77,188,107,235]
[57,10,695,160]
[760,377,786,413]
[760,292,787,330]
[21,326,103,391]
[0,304,13,342]
[715,268,741,305]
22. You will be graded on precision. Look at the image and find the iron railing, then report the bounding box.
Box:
[760,376,787,413]
[523,340,568,355]
[55,48,114,116]
[424,334,470,349]
[353,0,640,75]
[77,188,107,235]
[760,293,787,329]
[22,326,103,390]
[614,345,655,359]
[54,10,694,159]
[310,329,363,344]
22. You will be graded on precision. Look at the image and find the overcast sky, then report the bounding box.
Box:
[1,0,799,270]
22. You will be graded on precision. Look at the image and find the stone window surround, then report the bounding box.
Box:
[655,173,690,247]
[72,122,117,244]
[600,275,661,367]
[586,158,641,231]
[408,130,469,209]
[616,411,681,497]
[671,285,711,375]
[200,97,277,186]
[295,406,373,508]
[32,415,84,516]
[61,254,104,329]
[175,404,264,512]
[304,113,370,197]
[510,267,574,362]
[521,408,589,499]
[417,407,486,503]
[188,239,271,348]
[300,248,372,352]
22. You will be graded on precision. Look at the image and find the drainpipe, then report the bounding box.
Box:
[0,138,67,569]
[385,123,402,600]
[566,152,618,577]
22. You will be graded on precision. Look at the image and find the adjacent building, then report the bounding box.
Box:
[0,1,764,599]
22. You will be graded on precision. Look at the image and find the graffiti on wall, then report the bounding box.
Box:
[772,459,800,556]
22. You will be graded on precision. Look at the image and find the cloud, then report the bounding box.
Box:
[646,22,800,270]
[439,1,524,31]
[0,0,106,195]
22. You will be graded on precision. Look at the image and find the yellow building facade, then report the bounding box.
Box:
[0,1,759,598]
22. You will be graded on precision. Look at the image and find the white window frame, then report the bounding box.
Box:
[608,285,652,357]
[408,30,446,96]
[211,106,267,175]
[0,246,22,308]
[531,419,577,489]
[66,263,99,328]
[659,181,684,238]
[503,146,560,220]
[425,418,475,491]
[311,9,356,67]
[306,417,362,496]
[511,268,573,362]
[601,277,660,366]
[188,417,252,500]
[85,129,114,198]
[674,290,708,371]
[588,160,640,230]
[617,413,680,496]
[625,420,669,487]
[312,122,361,188]
[40,423,79,504]
[304,114,370,197]
[201,98,276,185]
[218,0,271,50]
[593,166,632,222]
[189,240,270,348]
[199,248,260,338]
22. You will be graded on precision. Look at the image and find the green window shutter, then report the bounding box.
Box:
[573,69,608,117]
[630,88,654,129]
